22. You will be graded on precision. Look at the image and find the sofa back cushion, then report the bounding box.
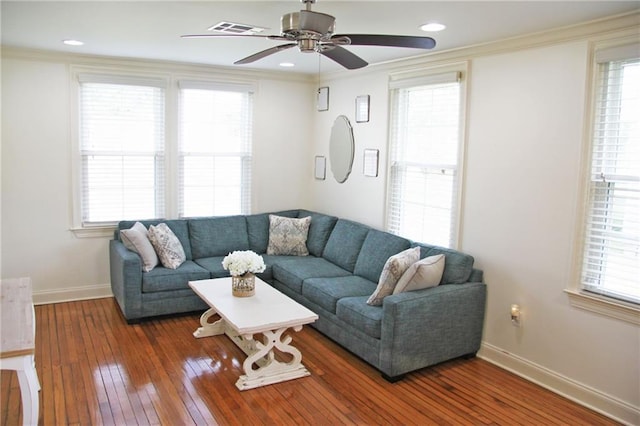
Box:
[298,210,338,257]
[118,219,193,260]
[412,242,475,284]
[322,219,370,272]
[189,216,249,258]
[354,230,411,283]
[246,210,299,253]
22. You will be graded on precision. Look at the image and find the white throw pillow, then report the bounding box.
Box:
[266,215,312,256]
[120,222,158,272]
[393,254,445,294]
[147,223,186,269]
[366,247,420,306]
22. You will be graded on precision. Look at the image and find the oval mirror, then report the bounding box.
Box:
[329,115,355,183]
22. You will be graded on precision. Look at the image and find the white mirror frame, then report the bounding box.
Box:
[329,115,355,183]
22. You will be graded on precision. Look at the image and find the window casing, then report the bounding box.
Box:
[578,44,639,306]
[386,71,465,248]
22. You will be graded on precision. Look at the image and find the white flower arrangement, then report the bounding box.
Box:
[221,250,266,277]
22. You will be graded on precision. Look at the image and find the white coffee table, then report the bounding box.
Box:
[189,277,318,390]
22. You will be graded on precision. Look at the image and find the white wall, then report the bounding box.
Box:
[310,71,389,227]
[1,52,314,301]
[465,42,639,421]
[310,30,639,425]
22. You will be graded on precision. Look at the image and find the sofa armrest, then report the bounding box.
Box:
[109,240,143,321]
[379,282,486,377]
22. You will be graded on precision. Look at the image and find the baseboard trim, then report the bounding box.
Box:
[32,283,113,305]
[478,342,639,425]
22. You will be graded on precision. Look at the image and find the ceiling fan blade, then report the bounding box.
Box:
[334,34,436,50]
[321,46,368,70]
[234,43,297,65]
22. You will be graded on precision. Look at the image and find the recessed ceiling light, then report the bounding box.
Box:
[63,39,84,46]
[420,22,446,32]
[279,62,295,68]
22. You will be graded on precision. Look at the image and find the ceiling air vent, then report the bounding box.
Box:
[207,21,266,35]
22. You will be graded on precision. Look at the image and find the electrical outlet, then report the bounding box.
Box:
[510,304,521,326]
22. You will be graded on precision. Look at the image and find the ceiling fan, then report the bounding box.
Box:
[182,0,436,70]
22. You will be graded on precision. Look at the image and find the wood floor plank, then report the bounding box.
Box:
[2,297,620,426]
[1,371,20,426]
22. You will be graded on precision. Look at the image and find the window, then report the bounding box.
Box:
[78,76,165,225]
[74,72,255,232]
[178,82,253,217]
[386,71,464,248]
[579,44,639,305]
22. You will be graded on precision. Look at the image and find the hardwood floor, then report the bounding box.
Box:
[1,297,618,425]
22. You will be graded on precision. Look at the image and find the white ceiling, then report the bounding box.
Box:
[2,1,639,74]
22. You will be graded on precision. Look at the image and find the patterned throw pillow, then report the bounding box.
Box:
[148,223,186,269]
[393,254,445,294]
[366,246,420,306]
[120,221,158,272]
[266,215,312,256]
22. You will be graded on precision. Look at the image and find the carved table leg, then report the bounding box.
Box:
[193,308,225,338]
[235,325,310,390]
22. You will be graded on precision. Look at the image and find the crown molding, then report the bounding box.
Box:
[0,45,315,84]
[321,11,640,81]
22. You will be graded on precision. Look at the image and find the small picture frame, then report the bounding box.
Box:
[315,156,326,180]
[355,95,370,123]
[363,149,379,177]
[317,87,329,111]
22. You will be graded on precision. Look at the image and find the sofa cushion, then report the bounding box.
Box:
[142,261,210,293]
[120,222,158,272]
[246,210,299,253]
[366,247,420,306]
[258,254,301,281]
[189,216,249,259]
[272,257,351,294]
[194,257,228,278]
[297,210,338,257]
[354,230,411,283]
[336,296,383,339]
[322,219,370,272]
[267,215,311,256]
[302,275,378,314]
[148,223,186,269]
[119,219,193,260]
[394,254,445,294]
[412,243,474,284]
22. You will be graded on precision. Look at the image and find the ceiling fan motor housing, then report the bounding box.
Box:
[281,10,336,51]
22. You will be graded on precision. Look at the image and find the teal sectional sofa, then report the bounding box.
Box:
[109,209,486,380]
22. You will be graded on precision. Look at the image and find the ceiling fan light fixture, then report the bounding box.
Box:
[282,10,335,39]
[420,22,446,32]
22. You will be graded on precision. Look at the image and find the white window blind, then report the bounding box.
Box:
[79,79,165,225]
[387,72,462,247]
[580,46,640,304]
[178,82,253,217]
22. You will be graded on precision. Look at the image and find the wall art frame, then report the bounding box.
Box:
[317,87,329,111]
[355,95,370,123]
[363,149,379,177]
[314,156,326,180]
